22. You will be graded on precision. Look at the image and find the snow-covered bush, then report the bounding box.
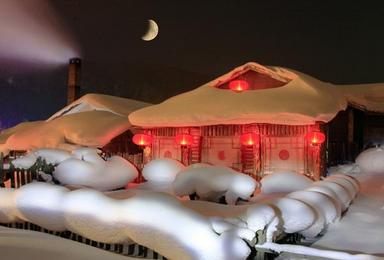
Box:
[355,147,384,174]
[310,180,352,212]
[260,171,313,194]
[142,158,185,183]
[15,183,68,231]
[288,190,340,225]
[54,152,138,191]
[0,183,252,260]
[173,166,258,205]
[0,188,19,223]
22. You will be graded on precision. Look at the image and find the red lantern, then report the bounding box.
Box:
[240,133,260,146]
[132,134,153,146]
[175,134,193,146]
[229,80,249,92]
[305,131,325,145]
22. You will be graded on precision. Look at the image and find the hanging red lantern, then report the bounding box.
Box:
[229,80,249,92]
[132,133,153,146]
[175,134,193,146]
[240,133,260,146]
[305,130,325,145]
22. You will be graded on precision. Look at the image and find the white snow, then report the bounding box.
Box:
[142,158,185,183]
[312,172,384,256]
[0,183,251,260]
[355,147,384,175]
[54,149,138,191]
[129,62,348,127]
[0,188,19,223]
[9,148,138,191]
[311,180,352,211]
[173,165,258,205]
[260,171,313,194]
[0,226,139,260]
[15,183,68,231]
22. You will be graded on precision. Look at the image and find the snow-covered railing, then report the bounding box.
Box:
[0,222,166,259]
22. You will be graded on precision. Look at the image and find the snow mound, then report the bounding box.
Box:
[11,154,37,169]
[0,183,251,260]
[173,166,258,205]
[288,190,340,226]
[305,185,342,219]
[311,181,352,212]
[271,198,316,234]
[54,150,138,191]
[15,183,68,231]
[33,148,72,165]
[142,159,185,183]
[0,188,19,223]
[325,176,359,199]
[356,147,384,175]
[260,172,313,194]
[241,204,277,236]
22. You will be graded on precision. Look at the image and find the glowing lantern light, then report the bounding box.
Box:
[132,134,153,146]
[240,133,260,146]
[175,134,193,146]
[229,80,249,92]
[305,130,326,145]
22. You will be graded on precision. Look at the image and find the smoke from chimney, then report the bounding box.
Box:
[67,57,81,104]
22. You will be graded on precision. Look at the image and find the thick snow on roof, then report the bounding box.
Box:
[48,93,150,121]
[129,62,348,127]
[0,111,129,154]
[0,94,150,154]
[129,62,384,127]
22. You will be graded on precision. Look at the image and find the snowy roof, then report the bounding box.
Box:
[48,93,150,121]
[0,94,151,154]
[129,62,384,127]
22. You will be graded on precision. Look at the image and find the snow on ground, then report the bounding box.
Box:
[312,172,384,256]
[260,171,313,194]
[0,226,138,260]
[173,165,258,205]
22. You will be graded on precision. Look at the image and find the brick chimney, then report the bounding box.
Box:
[67,58,81,105]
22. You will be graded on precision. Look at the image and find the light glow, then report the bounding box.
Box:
[305,130,325,145]
[229,80,249,92]
[132,133,153,146]
[175,134,193,146]
[240,133,260,146]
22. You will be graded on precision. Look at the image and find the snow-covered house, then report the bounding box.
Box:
[129,62,384,180]
[0,93,150,157]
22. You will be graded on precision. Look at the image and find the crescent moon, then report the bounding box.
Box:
[142,19,159,41]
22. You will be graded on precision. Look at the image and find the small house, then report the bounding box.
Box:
[129,62,384,180]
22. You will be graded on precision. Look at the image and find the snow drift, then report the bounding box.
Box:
[10,148,138,191]
[142,158,185,183]
[173,165,258,205]
[260,171,313,194]
[0,183,251,260]
[355,147,384,175]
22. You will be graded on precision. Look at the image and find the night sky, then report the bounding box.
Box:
[1,1,384,128]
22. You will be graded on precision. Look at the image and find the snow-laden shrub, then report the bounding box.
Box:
[0,188,19,223]
[142,158,185,183]
[54,153,138,191]
[64,188,132,244]
[0,183,252,260]
[33,148,72,165]
[15,183,68,231]
[311,181,352,211]
[11,154,37,169]
[260,171,313,194]
[270,198,316,234]
[173,166,258,205]
[356,147,384,174]
[325,176,358,199]
[288,190,340,226]
[305,185,342,219]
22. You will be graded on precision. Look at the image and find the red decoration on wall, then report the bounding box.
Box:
[218,151,226,160]
[305,130,326,145]
[279,149,290,160]
[164,150,172,158]
[229,80,249,92]
[240,133,260,146]
[175,134,193,146]
[132,134,153,146]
